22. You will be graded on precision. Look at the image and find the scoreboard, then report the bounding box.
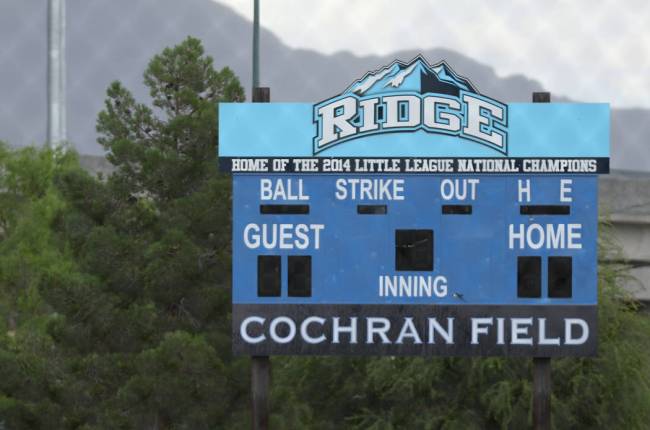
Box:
[219,57,609,357]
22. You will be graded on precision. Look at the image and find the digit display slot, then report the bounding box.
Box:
[520,205,570,215]
[548,256,572,298]
[517,256,541,298]
[357,205,388,215]
[260,204,310,215]
[258,255,281,297]
[395,230,434,271]
[442,205,472,215]
[288,256,312,297]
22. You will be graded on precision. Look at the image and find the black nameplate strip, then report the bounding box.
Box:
[520,205,570,215]
[442,205,472,215]
[219,157,610,174]
[232,304,597,357]
[260,204,310,215]
[357,205,388,215]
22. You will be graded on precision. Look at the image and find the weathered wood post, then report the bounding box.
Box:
[532,90,552,430]
[251,354,270,430]
[251,86,271,430]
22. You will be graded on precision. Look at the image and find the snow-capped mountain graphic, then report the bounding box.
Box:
[345,56,478,97]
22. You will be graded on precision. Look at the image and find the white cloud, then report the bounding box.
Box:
[216,0,650,108]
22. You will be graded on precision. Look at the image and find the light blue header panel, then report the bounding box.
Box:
[219,103,610,158]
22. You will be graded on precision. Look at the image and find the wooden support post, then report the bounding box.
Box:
[252,355,271,430]
[533,356,551,430]
[532,91,551,430]
[251,87,271,430]
[533,92,551,103]
[253,87,270,103]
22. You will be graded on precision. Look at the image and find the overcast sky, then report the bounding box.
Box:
[216,0,650,109]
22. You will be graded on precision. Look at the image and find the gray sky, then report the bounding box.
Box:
[216,0,650,108]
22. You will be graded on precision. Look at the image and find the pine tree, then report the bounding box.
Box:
[48,37,245,428]
[0,144,84,428]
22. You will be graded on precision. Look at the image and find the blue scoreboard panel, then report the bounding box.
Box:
[220,58,610,357]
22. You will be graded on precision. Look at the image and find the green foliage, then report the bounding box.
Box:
[96,36,244,202]
[0,37,247,429]
[99,332,229,429]
[1,37,649,429]
[0,143,81,428]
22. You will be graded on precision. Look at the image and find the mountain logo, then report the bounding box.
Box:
[313,55,508,155]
